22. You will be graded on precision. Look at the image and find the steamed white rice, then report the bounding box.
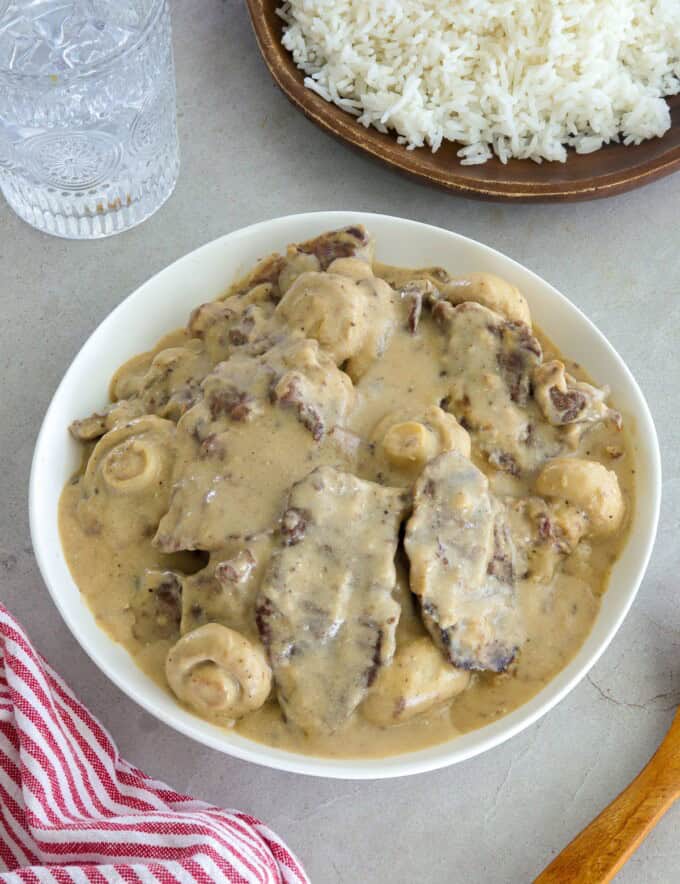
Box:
[278,0,680,164]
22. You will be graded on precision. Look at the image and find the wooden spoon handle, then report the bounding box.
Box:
[535,730,680,883]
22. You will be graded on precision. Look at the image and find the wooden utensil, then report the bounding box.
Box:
[535,707,680,882]
[245,0,680,203]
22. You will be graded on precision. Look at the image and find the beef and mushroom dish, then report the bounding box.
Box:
[59,226,633,758]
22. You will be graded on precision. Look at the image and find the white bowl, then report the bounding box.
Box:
[30,212,661,779]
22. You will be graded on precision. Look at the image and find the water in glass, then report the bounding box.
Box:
[0,0,179,238]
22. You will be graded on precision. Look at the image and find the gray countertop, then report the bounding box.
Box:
[1,2,679,881]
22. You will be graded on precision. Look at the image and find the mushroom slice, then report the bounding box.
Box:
[76,415,175,545]
[110,328,191,403]
[276,272,369,366]
[131,340,212,421]
[372,405,471,475]
[275,266,397,380]
[533,360,622,429]
[165,623,271,722]
[535,457,625,537]
[256,467,409,734]
[110,337,212,422]
[405,451,523,672]
[441,272,531,327]
[69,399,145,441]
[504,497,588,584]
[361,637,471,726]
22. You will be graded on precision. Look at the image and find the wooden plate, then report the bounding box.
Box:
[246,0,680,202]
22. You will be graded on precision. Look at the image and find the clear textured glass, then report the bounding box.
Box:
[0,0,179,238]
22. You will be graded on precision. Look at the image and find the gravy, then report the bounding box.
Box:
[59,227,633,758]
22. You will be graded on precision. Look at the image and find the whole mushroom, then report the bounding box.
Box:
[165,623,272,723]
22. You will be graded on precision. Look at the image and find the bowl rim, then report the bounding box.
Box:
[29,210,662,779]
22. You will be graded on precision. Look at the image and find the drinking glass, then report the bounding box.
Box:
[0,0,179,238]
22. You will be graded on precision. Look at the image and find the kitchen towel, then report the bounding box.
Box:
[0,603,308,883]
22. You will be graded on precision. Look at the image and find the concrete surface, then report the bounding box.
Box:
[1,1,679,881]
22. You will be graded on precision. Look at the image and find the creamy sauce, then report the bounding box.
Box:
[59,227,634,759]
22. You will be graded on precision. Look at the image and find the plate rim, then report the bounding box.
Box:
[246,0,680,203]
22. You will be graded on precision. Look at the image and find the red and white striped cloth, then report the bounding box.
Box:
[0,604,309,884]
